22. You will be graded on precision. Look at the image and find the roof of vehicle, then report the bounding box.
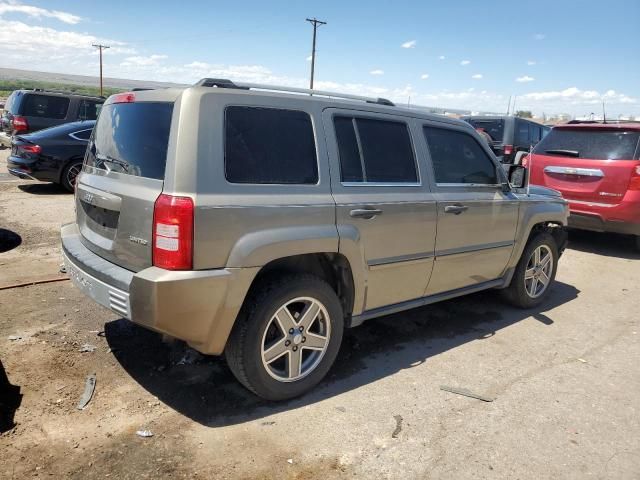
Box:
[463,115,546,125]
[13,89,104,100]
[554,122,640,131]
[113,80,475,132]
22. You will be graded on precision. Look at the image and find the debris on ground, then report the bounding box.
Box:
[59,264,67,273]
[392,415,403,438]
[577,358,588,363]
[440,385,494,402]
[76,373,97,410]
[335,406,346,413]
[8,334,23,341]
[136,430,154,438]
[287,459,293,464]
[79,344,96,353]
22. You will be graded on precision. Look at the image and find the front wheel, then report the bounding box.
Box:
[225,274,344,401]
[503,232,559,308]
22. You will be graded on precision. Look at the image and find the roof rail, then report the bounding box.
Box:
[566,119,640,125]
[194,78,395,107]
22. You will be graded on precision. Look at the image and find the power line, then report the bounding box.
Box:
[92,44,110,96]
[305,17,326,90]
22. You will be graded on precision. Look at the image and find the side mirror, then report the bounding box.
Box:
[508,165,527,189]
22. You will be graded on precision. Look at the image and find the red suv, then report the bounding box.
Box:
[526,122,640,249]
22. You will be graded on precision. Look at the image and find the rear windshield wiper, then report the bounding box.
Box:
[544,149,580,157]
[95,153,130,172]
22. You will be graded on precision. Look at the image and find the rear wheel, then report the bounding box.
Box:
[225,274,344,401]
[61,160,82,192]
[503,232,558,308]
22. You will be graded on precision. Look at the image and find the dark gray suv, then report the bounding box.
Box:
[0,89,104,147]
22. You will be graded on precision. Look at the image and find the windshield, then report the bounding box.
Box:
[464,119,505,142]
[84,102,173,179]
[533,128,640,160]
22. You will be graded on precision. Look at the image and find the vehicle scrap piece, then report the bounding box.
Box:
[440,385,494,402]
[76,373,96,410]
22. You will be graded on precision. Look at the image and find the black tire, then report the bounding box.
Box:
[225,274,344,401]
[61,160,83,192]
[502,232,559,308]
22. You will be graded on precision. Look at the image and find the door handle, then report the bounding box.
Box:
[350,208,383,219]
[444,204,468,215]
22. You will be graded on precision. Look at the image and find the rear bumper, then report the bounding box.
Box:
[61,223,258,354]
[568,197,640,236]
[7,155,57,182]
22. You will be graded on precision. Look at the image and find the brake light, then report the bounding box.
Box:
[504,144,514,156]
[629,165,640,191]
[152,194,194,270]
[12,116,28,133]
[107,92,135,105]
[20,144,41,154]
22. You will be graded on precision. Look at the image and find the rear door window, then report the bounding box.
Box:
[22,94,69,119]
[334,116,418,183]
[515,120,530,144]
[424,126,498,185]
[84,102,173,179]
[78,100,103,121]
[225,106,318,184]
[534,129,640,160]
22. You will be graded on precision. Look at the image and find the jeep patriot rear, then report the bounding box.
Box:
[61,79,569,400]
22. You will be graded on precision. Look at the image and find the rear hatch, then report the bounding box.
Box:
[75,94,175,272]
[529,126,640,204]
[463,118,506,155]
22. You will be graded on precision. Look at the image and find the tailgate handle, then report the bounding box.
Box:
[350,208,383,219]
[544,166,604,178]
[444,204,468,215]
[76,184,122,211]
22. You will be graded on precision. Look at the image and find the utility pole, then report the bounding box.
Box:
[305,17,326,90]
[92,44,110,96]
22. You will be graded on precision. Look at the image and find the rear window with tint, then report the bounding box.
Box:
[464,119,504,142]
[22,94,69,119]
[78,100,103,121]
[84,102,173,180]
[225,106,318,184]
[534,129,640,160]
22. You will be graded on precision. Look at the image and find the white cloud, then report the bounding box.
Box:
[534,33,546,40]
[527,60,536,66]
[370,69,384,75]
[516,75,535,83]
[306,55,312,61]
[471,74,483,79]
[0,1,81,24]
[460,60,471,66]
[401,40,416,49]
[438,55,445,60]
[120,54,167,67]
[420,73,429,80]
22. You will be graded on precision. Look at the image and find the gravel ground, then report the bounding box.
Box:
[1,148,639,479]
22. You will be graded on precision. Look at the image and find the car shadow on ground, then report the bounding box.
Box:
[0,228,22,253]
[17,183,68,195]
[105,280,579,428]
[567,229,639,260]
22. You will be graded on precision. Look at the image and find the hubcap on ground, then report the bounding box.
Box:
[524,245,553,298]
[260,296,331,382]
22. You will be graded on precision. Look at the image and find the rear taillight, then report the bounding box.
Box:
[152,194,194,270]
[629,165,640,191]
[503,144,514,156]
[12,116,28,133]
[20,144,41,154]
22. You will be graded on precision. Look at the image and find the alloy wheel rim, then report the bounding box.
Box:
[260,296,331,383]
[524,245,553,298]
[67,164,82,187]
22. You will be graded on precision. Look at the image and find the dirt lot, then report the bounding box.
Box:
[1,148,639,479]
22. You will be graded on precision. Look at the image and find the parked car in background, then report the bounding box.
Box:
[462,115,550,164]
[525,122,640,249]
[7,120,94,191]
[0,89,103,147]
[61,80,568,401]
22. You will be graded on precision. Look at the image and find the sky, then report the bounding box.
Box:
[0,0,639,117]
